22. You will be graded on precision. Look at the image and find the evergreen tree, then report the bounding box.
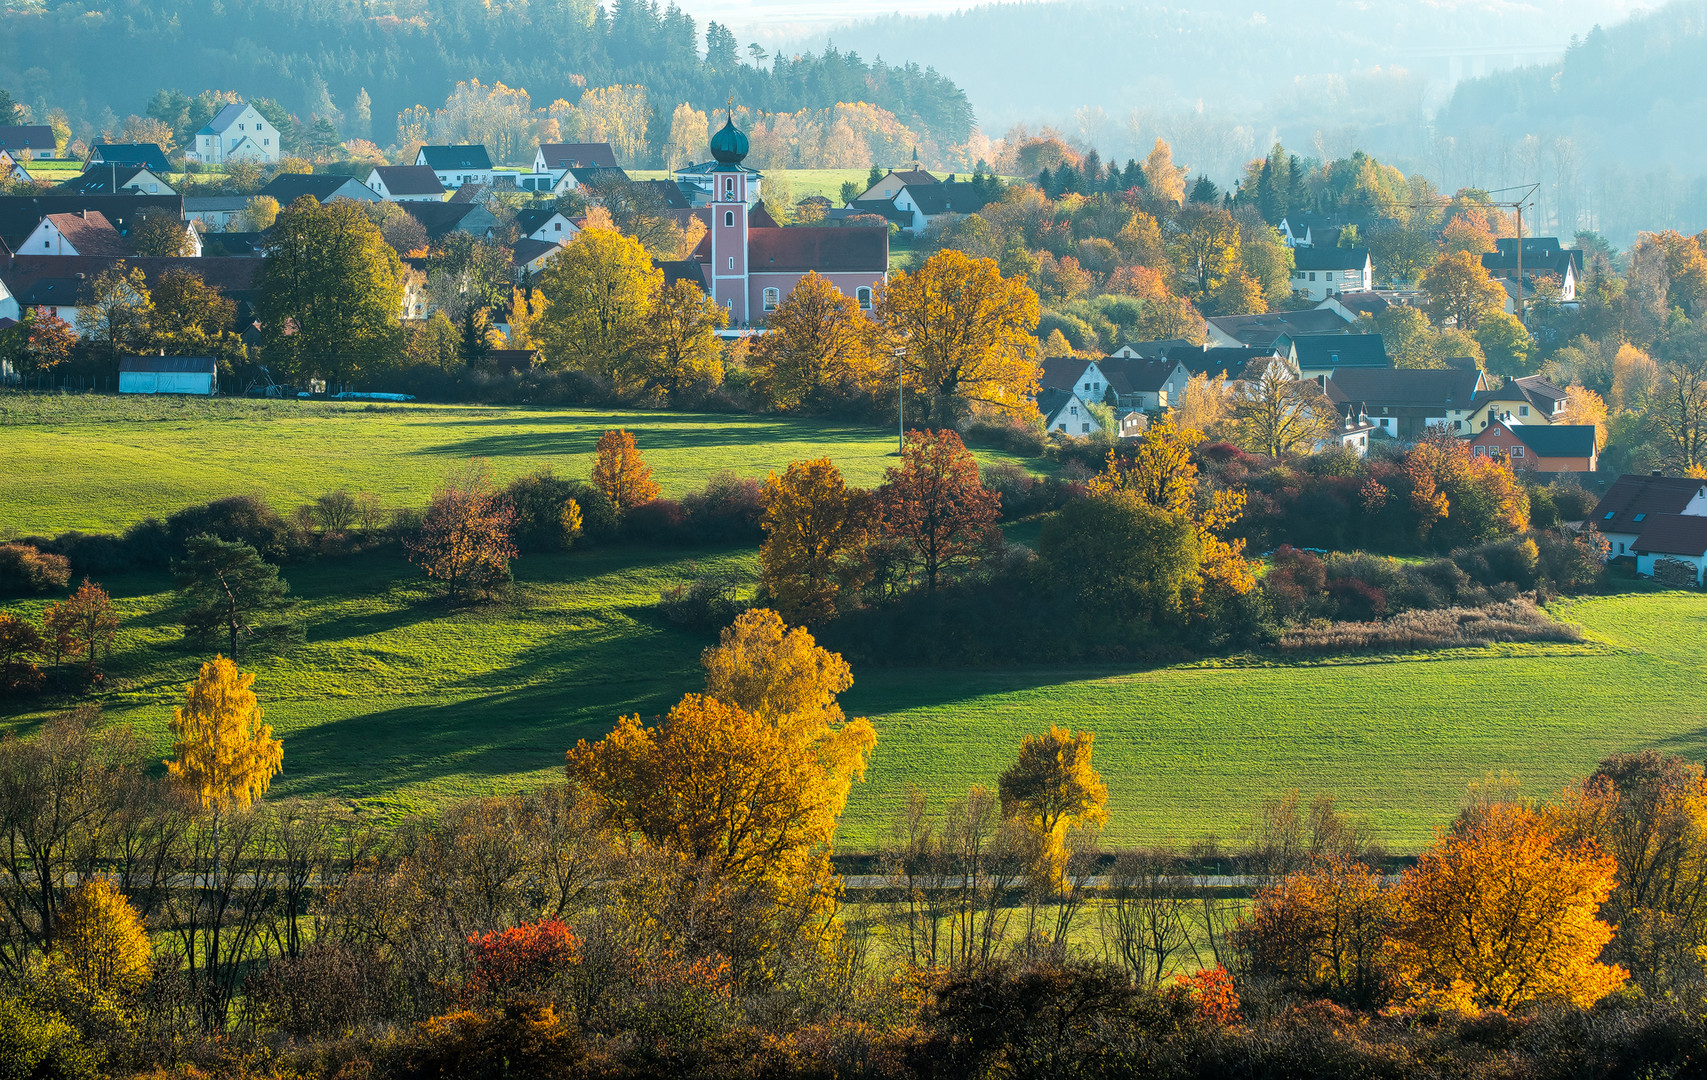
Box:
[173,535,297,660]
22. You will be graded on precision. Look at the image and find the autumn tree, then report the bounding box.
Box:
[1040,491,1200,626]
[1235,855,1393,1007]
[998,726,1109,891]
[407,460,519,602]
[54,879,151,994]
[16,308,76,379]
[149,269,240,359]
[875,429,1002,592]
[1653,331,1707,472]
[749,273,878,412]
[1233,360,1335,457]
[130,211,195,257]
[84,263,154,365]
[872,249,1041,424]
[1388,801,1627,1012]
[1560,385,1609,450]
[1171,204,1241,301]
[240,195,279,232]
[534,226,661,381]
[42,580,118,678]
[590,429,660,512]
[0,614,46,696]
[636,279,727,397]
[166,655,284,812]
[173,535,296,660]
[256,196,406,385]
[759,459,873,624]
[1422,251,1507,331]
[1402,429,1530,547]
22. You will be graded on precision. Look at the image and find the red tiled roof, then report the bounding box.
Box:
[44,212,131,257]
[747,226,887,274]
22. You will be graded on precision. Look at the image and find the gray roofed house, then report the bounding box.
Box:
[258,174,381,205]
[0,194,181,250]
[418,145,494,171]
[0,125,58,157]
[366,165,446,201]
[637,179,692,209]
[1590,474,1707,559]
[85,143,172,174]
[55,164,175,196]
[1206,307,1353,348]
[534,142,618,171]
[512,238,563,274]
[1469,374,1569,429]
[1291,245,1374,301]
[1323,366,1487,440]
[1291,333,1390,376]
[398,200,495,240]
[1168,345,1291,381]
[1108,339,1194,359]
[1482,237,1585,303]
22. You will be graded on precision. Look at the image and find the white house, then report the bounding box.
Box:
[59,164,175,196]
[118,355,218,395]
[183,195,250,230]
[1589,474,1707,561]
[514,208,578,243]
[1038,387,1104,438]
[1291,246,1374,301]
[416,145,494,190]
[511,238,563,276]
[0,125,60,160]
[20,212,131,256]
[0,149,31,183]
[366,165,446,202]
[1633,515,1707,585]
[1320,405,1380,456]
[192,103,281,165]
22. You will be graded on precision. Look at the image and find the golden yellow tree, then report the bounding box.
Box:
[165,655,283,812]
[1561,385,1609,449]
[1388,801,1627,1012]
[759,458,873,624]
[534,226,661,380]
[701,608,853,732]
[636,280,727,397]
[54,879,151,994]
[872,249,1041,424]
[591,429,660,512]
[1235,855,1393,1007]
[1423,251,1508,331]
[998,726,1109,891]
[749,273,879,412]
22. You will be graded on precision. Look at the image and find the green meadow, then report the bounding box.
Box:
[2,395,1705,851]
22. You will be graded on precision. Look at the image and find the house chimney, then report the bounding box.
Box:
[80,209,87,220]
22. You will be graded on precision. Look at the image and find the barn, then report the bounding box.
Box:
[118,355,218,395]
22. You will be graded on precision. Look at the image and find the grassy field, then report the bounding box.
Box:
[4,395,1705,852]
[0,396,961,536]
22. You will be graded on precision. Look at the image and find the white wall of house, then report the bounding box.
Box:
[21,217,82,255]
[1291,255,1373,302]
[1636,551,1707,584]
[1045,393,1102,438]
[415,150,493,189]
[523,213,577,242]
[365,169,443,202]
[193,105,280,165]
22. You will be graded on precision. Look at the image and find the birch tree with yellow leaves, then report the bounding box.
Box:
[165,656,282,813]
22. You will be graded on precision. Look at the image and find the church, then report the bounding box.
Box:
[671,118,890,327]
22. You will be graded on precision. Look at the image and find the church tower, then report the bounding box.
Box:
[707,115,752,325]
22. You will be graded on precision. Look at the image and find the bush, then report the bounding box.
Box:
[0,996,99,1080]
[658,573,748,632]
[1324,576,1387,622]
[0,544,70,597]
[682,471,764,543]
[1454,536,1541,590]
[963,418,1047,457]
[626,498,690,543]
[1278,600,1580,653]
[1263,546,1328,623]
[504,470,585,554]
[165,494,296,562]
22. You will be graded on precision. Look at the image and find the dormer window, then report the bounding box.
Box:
[1604,512,1616,520]
[1634,513,1646,523]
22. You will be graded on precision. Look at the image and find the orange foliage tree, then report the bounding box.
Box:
[1388,801,1627,1012]
[591,428,660,512]
[1234,854,1394,1008]
[407,461,519,602]
[466,919,580,1004]
[875,429,1002,592]
[42,579,119,677]
[759,459,873,624]
[1401,430,1529,547]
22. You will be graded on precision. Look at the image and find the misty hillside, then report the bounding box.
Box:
[1439,0,1707,176]
[792,0,1633,131]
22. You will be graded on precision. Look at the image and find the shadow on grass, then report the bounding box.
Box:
[417,422,888,459]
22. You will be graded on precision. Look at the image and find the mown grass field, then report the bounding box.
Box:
[0,395,952,536]
[2,396,1704,851]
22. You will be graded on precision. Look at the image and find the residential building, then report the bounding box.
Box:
[1108,339,1194,359]
[398,200,496,242]
[56,164,175,196]
[1168,345,1295,381]
[1322,404,1380,456]
[1632,515,1707,585]
[534,142,618,173]
[0,125,59,160]
[1103,357,1191,410]
[514,208,578,244]
[854,168,938,203]
[1291,246,1374,301]
[1277,214,1345,249]
[854,178,989,234]
[190,103,281,164]
[19,211,131,256]
[183,195,251,230]
[366,165,446,202]
[1464,375,1568,432]
[1482,237,1582,302]
[0,255,262,334]
[1038,387,1102,437]
[0,150,31,183]
[1469,422,1599,472]
[257,174,380,206]
[118,355,217,395]
[512,238,563,275]
[1291,333,1391,378]
[416,145,494,189]
[85,143,172,174]
[0,194,180,251]
[1205,307,1354,348]
[1588,473,1707,559]
[1322,366,1487,439]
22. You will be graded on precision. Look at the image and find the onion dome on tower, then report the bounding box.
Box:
[709,116,749,165]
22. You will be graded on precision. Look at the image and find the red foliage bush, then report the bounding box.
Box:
[465,919,580,1002]
[0,544,71,597]
[1171,965,1241,1026]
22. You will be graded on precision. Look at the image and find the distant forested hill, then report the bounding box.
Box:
[0,0,972,160]
[1438,0,1707,175]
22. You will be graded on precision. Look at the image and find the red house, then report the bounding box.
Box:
[1468,421,1598,473]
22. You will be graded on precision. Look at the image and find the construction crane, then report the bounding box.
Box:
[1398,182,1543,328]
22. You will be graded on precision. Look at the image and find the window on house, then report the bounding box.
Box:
[554,222,562,231]
[725,210,734,227]
[1474,445,1486,456]
[1519,405,1529,416]
[1512,446,1525,458]
[1082,423,1090,433]
[1069,406,1078,417]
[725,179,735,197]
[1635,513,1646,522]
[1620,542,1626,553]
[763,287,779,312]
[1604,512,1616,520]
[857,287,872,310]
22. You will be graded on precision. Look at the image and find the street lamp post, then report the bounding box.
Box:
[896,348,905,455]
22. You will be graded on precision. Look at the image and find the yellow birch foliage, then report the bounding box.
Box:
[54,879,151,994]
[1561,385,1609,450]
[1388,801,1627,1012]
[166,655,283,811]
[998,726,1109,890]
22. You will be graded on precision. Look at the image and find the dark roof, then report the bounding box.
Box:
[1035,386,1079,419]
[398,200,480,239]
[849,198,912,226]
[1208,308,1351,348]
[514,208,567,235]
[889,168,938,187]
[370,165,444,196]
[1590,474,1707,536]
[0,255,262,312]
[0,194,181,247]
[1168,346,1283,380]
[54,165,161,195]
[1496,424,1598,458]
[747,226,888,273]
[637,179,691,209]
[1632,514,1707,557]
[204,103,252,133]
[1327,292,1391,317]
[1476,374,1568,413]
[42,212,131,257]
[199,232,265,258]
[484,349,538,374]
[419,145,494,171]
[904,180,989,217]
[1325,367,1482,409]
[1037,357,1095,393]
[511,238,560,267]
[1292,333,1390,370]
[1115,338,1194,358]
[87,143,171,173]
[258,174,376,205]
[1101,357,1183,394]
[0,125,56,153]
[537,142,618,170]
[750,203,781,229]
[118,355,217,374]
[567,165,629,187]
[1482,237,1583,277]
[1292,246,1370,271]
[655,258,708,292]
